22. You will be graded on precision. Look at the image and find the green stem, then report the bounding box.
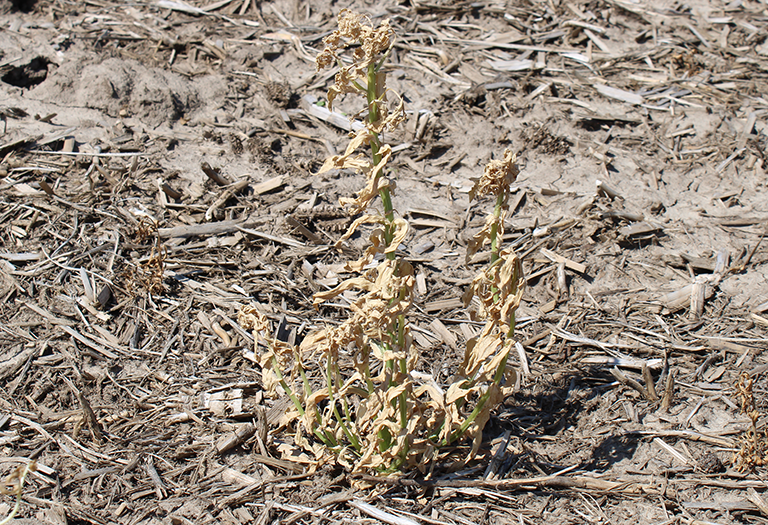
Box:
[379,189,396,260]
[442,348,510,447]
[367,62,382,164]
[489,191,506,302]
[507,310,516,338]
[366,61,396,259]
[333,402,360,451]
[342,396,355,434]
[489,192,505,263]
[363,360,375,394]
[299,364,311,398]
[273,355,305,418]
[378,358,396,453]
[327,357,360,451]
[394,315,410,471]
[396,315,408,430]
[385,357,395,386]
[272,355,335,447]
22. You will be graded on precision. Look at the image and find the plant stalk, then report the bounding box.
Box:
[367,61,396,259]
[490,192,505,263]
[272,355,335,447]
[443,348,510,446]
[327,357,360,451]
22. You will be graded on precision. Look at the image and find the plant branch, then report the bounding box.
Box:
[490,192,505,263]
[443,347,510,446]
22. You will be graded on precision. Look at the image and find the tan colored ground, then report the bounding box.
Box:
[1,0,767,523]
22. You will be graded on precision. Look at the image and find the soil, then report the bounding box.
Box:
[1,0,767,523]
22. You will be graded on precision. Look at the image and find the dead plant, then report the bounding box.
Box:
[122,217,167,296]
[137,246,167,295]
[0,460,36,524]
[134,216,159,245]
[734,372,768,470]
[122,245,167,296]
[240,9,525,475]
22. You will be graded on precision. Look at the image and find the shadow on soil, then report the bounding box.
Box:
[7,0,37,13]
[494,369,640,474]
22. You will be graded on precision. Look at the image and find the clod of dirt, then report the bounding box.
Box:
[29,57,209,128]
[229,132,244,155]
[1,56,49,88]
[264,80,293,108]
[520,123,571,156]
[698,452,725,474]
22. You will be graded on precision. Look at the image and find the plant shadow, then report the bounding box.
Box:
[489,369,641,474]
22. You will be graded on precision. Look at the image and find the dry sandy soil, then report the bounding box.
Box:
[1,0,768,523]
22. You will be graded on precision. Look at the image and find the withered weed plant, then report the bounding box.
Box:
[240,10,525,474]
[734,372,768,470]
[0,460,36,525]
[122,217,167,296]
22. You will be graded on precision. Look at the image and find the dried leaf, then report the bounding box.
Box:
[465,212,504,262]
[469,149,519,202]
[338,143,394,214]
[463,250,524,328]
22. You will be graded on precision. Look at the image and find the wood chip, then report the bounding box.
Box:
[428,318,457,350]
[252,175,285,195]
[424,297,463,313]
[540,248,586,273]
[594,83,644,105]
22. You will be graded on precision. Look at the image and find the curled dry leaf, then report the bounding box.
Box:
[311,259,414,351]
[462,249,525,328]
[318,128,372,174]
[449,380,507,458]
[465,150,519,260]
[312,273,378,307]
[239,306,300,400]
[469,148,519,202]
[319,132,396,215]
[332,214,385,271]
[335,215,409,272]
[466,211,505,262]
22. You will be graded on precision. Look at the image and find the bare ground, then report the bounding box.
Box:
[1,0,768,523]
